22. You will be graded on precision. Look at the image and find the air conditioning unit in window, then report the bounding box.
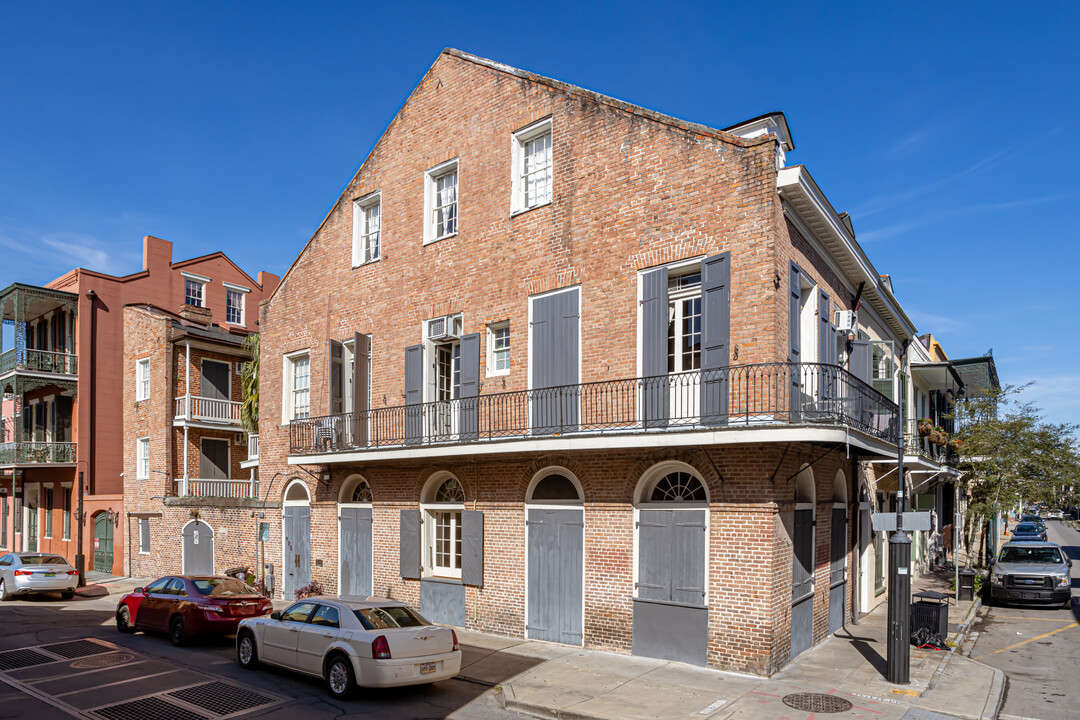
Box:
[426,314,462,341]
[235,432,247,445]
[834,310,858,333]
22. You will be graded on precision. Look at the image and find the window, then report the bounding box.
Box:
[62,487,70,540]
[668,269,702,374]
[352,193,381,266]
[311,605,340,628]
[283,351,311,422]
[139,517,150,553]
[423,476,464,579]
[44,488,53,538]
[512,118,553,212]
[224,284,248,325]
[136,358,149,401]
[184,277,205,307]
[282,601,317,623]
[487,322,510,376]
[137,437,149,480]
[424,160,458,243]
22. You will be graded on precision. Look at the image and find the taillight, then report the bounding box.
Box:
[372,635,391,659]
[451,629,459,652]
[13,570,31,576]
[66,570,79,576]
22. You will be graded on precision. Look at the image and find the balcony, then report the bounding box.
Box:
[174,395,242,427]
[172,477,258,499]
[289,362,899,457]
[0,441,77,466]
[0,348,77,378]
[904,419,958,466]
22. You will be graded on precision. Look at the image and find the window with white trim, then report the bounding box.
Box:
[487,322,510,376]
[226,288,244,325]
[136,358,150,401]
[137,437,150,480]
[184,278,205,307]
[512,118,553,213]
[352,193,381,266]
[282,351,311,422]
[424,160,458,243]
[423,476,464,579]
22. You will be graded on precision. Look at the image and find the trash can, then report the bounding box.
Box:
[958,568,976,602]
[910,590,950,639]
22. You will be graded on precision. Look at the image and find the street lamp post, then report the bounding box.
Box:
[886,393,910,684]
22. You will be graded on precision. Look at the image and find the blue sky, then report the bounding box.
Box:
[2,2,1077,426]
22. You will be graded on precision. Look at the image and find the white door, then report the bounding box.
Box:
[668,291,701,420]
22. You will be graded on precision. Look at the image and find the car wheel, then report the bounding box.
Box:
[325,654,356,700]
[116,606,135,634]
[169,616,188,647]
[61,591,75,600]
[237,631,259,669]
[0,579,10,601]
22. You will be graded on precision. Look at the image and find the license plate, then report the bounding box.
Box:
[419,662,437,675]
[44,573,56,578]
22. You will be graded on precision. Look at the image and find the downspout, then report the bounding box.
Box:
[183,341,191,488]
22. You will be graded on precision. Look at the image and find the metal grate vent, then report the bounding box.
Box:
[0,648,55,671]
[92,695,208,720]
[167,681,277,716]
[72,653,135,670]
[42,639,113,659]
[93,696,208,720]
[782,693,854,713]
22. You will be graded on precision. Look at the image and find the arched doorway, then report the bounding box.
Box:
[828,470,848,633]
[632,463,709,666]
[282,479,312,600]
[181,520,214,575]
[93,512,113,572]
[526,469,584,646]
[790,466,816,660]
[338,475,373,598]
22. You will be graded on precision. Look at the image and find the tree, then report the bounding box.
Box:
[952,383,1080,563]
[240,333,259,433]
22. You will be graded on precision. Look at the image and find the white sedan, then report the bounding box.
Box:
[235,596,461,699]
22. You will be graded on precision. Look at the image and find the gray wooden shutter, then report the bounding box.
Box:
[200,439,228,480]
[404,344,423,444]
[139,517,150,553]
[671,510,707,606]
[701,253,731,426]
[789,262,803,422]
[459,333,480,440]
[792,508,814,602]
[830,507,847,587]
[399,509,421,579]
[848,338,872,429]
[461,509,484,587]
[636,510,673,602]
[641,267,669,428]
[558,290,580,431]
[849,339,871,385]
[353,333,370,447]
[531,289,580,433]
[329,339,343,415]
[817,290,833,414]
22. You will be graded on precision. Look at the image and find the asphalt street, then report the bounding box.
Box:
[0,589,525,720]
[966,519,1080,720]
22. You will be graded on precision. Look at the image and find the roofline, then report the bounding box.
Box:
[722,111,795,151]
[46,251,269,292]
[0,282,79,300]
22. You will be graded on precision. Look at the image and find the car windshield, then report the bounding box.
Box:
[19,556,67,565]
[353,606,429,630]
[191,578,257,596]
[1000,546,1063,564]
[1013,524,1039,533]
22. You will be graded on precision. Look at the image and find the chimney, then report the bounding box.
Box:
[143,235,173,272]
[178,304,213,326]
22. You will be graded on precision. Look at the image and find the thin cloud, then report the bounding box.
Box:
[1009,374,1080,429]
[890,131,928,154]
[858,193,1069,243]
[0,223,139,279]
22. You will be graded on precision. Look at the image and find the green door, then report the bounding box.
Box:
[93,513,113,573]
[27,505,38,552]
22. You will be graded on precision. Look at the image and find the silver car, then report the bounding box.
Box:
[989,541,1073,608]
[0,553,79,600]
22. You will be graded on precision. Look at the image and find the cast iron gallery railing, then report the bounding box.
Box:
[0,442,77,464]
[0,348,77,376]
[290,362,898,455]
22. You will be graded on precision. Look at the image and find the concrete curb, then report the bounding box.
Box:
[947,594,1006,720]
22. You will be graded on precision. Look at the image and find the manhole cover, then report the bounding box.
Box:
[782,693,854,713]
[72,653,135,669]
[41,639,113,659]
[93,696,208,720]
[168,681,277,716]
[0,648,55,671]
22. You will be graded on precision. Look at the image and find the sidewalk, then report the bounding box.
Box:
[468,575,1002,720]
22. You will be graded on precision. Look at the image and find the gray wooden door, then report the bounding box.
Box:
[526,508,583,645]
[283,506,311,599]
[790,508,814,659]
[200,438,229,479]
[531,289,580,433]
[339,507,373,597]
[201,360,230,400]
[182,521,213,575]
[829,506,847,634]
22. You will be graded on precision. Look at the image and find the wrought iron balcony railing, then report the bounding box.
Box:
[0,441,77,465]
[289,362,898,456]
[0,348,77,376]
[903,419,958,466]
[174,395,243,426]
[172,477,258,499]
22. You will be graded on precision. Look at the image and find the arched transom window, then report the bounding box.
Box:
[649,471,707,503]
[351,481,372,503]
[433,477,465,503]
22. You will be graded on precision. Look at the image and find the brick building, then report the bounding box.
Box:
[253,49,936,675]
[1,236,277,577]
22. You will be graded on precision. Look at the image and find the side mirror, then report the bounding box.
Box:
[271,611,282,621]
[133,587,144,594]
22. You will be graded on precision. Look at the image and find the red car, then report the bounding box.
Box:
[116,575,273,645]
